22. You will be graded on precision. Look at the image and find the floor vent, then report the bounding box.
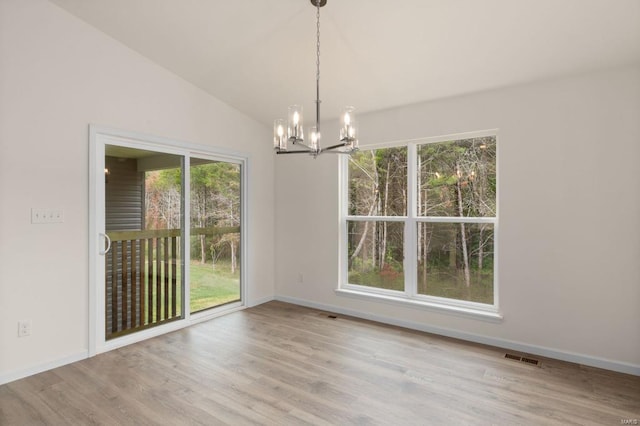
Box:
[327,315,337,319]
[505,353,540,366]
[521,357,540,366]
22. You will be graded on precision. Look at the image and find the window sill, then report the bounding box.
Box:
[335,287,503,323]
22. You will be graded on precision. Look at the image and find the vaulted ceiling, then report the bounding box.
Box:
[48,0,640,126]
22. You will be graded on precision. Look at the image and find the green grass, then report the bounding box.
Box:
[189,260,240,312]
[349,267,493,304]
[417,270,493,304]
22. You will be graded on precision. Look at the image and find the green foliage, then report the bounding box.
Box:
[348,264,404,292]
[190,161,241,228]
[418,137,496,217]
[348,264,492,303]
[155,168,182,188]
[417,270,494,304]
[145,161,240,231]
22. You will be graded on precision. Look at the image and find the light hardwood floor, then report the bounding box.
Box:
[1,301,638,425]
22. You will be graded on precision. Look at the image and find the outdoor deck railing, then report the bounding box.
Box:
[105,226,239,339]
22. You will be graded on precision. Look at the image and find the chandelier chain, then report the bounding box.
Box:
[315,0,321,131]
[316,1,320,87]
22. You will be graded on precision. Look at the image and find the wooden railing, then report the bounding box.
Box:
[105,226,239,339]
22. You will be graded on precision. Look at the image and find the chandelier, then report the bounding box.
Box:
[273,0,358,158]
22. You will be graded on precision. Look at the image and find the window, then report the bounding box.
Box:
[341,131,498,317]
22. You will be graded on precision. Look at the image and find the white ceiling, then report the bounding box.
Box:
[49,0,640,126]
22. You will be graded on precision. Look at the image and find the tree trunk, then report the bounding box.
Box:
[349,221,370,269]
[371,152,380,269]
[371,221,377,270]
[478,225,484,271]
[456,163,471,288]
[230,240,237,274]
[380,224,387,270]
[348,201,377,268]
[449,231,457,269]
[199,234,206,265]
[459,222,470,287]
[422,223,429,291]
[349,151,379,270]
[380,163,390,269]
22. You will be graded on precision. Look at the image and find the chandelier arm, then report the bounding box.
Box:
[276,150,316,155]
[292,140,314,151]
[317,150,356,155]
[320,142,352,152]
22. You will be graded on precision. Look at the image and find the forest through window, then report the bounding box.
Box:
[344,134,497,307]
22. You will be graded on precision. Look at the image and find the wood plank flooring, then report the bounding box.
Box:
[1,301,638,425]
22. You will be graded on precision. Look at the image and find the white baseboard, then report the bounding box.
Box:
[0,350,88,386]
[248,295,275,308]
[275,295,640,376]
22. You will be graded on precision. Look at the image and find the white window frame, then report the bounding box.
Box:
[337,130,502,321]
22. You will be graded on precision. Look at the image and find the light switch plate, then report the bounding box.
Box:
[31,208,64,224]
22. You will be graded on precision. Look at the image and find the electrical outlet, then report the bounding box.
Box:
[18,320,32,337]
[298,273,304,283]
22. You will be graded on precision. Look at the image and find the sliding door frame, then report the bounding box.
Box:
[89,125,249,356]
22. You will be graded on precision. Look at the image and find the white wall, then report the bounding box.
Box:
[275,64,640,374]
[0,0,274,381]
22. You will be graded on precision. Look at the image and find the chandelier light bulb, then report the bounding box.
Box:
[310,127,320,151]
[340,106,357,147]
[287,105,303,142]
[274,119,287,150]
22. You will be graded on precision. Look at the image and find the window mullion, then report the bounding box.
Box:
[183,155,191,321]
[339,155,349,287]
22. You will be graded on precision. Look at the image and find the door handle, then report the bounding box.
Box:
[99,233,111,255]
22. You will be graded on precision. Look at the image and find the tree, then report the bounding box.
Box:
[347,147,407,288]
[190,162,241,270]
[145,168,181,230]
[348,151,379,268]
[416,137,496,290]
[145,161,241,272]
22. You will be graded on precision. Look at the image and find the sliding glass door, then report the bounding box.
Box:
[104,146,184,339]
[90,127,246,354]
